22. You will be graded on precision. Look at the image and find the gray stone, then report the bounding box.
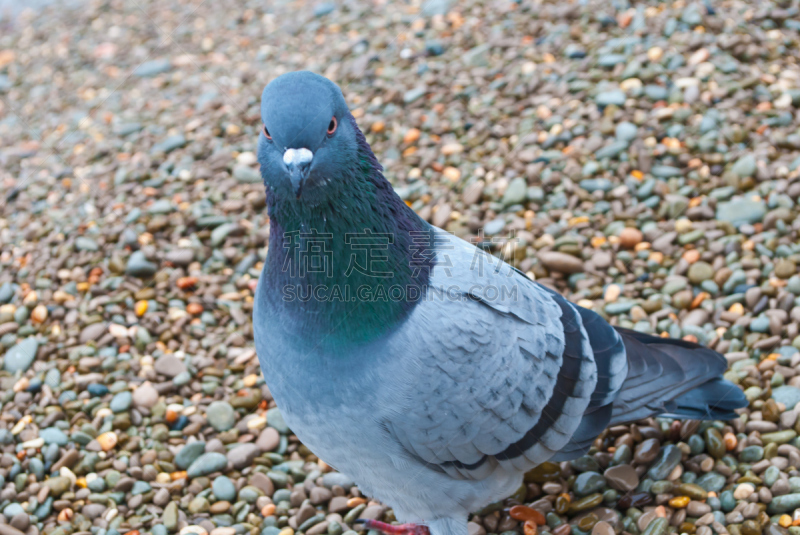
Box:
[175,441,206,469]
[154,354,187,378]
[647,444,682,480]
[75,236,99,251]
[211,223,237,247]
[322,472,355,489]
[716,199,767,227]
[403,87,427,104]
[0,282,13,303]
[212,475,236,501]
[132,382,159,408]
[234,165,261,183]
[165,249,195,266]
[207,401,236,431]
[421,0,451,16]
[615,122,638,142]
[110,391,132,413]
[151,134,186,154]
[227,443,260,469]
[2,337,38,373]
[595,90,626,107]
[266,407,290,433]
[462,44,490,68]
[187,452,229,478]
[313,2,336,16]
[502,177,527,206]
[773,386,800,410]
[257,427,281,451]
[732,154,757,178]
[597,54,627,68]
[126,251,157,278]
[40,427,69,446]
[134,59,172,77]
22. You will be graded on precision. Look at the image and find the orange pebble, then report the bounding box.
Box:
[96,431,118,451]
[347,497,367,508]
[523,520,538,535]
[171,471,188,480]
[619,228,643,249]
[261,503,276,517]
[187,303,204,315]
[403,128,421,144]
[124,530,140,535]
[165,409,178,424]
[669,496,690,508]
[682,249,700,263]
[176,276,198,290]
[135,300,149,316]
[723,433,737,450]
[509,505,546,525]
[690,292,709,309]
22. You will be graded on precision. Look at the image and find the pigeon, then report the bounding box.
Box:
[253,71,747,535]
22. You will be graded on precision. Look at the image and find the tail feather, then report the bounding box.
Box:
[661,377,747,420]
[610,327,746,425]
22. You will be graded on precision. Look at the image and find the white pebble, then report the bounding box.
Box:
[733,483,755,500]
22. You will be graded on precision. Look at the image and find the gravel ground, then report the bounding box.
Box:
[1,2,800,535]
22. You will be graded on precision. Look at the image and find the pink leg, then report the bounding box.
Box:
[356,519,430,535]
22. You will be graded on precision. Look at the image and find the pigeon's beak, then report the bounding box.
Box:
[283,148,314,198]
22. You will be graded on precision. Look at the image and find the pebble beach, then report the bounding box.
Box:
[1,2,800,535]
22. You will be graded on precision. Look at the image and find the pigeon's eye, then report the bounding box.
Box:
[327,117,337,136]
[263,124,272,140]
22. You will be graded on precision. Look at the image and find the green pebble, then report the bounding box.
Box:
[573,471,606,497]
[762,430,797,445]
[705,428,726,459]
[764,466,781,487]
[739,446,764,462]
[677,483,708,500]
[769,493,800,514]
[650,481,674,494]
[641,517,668,535]
[568,493,603,514]
[343,504,366,525]
[720,490,737,511]
[298,514,326,532]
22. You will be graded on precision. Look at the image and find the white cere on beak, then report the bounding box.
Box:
[283,148,314,167]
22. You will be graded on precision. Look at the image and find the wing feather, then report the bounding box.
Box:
[384,228,600,479]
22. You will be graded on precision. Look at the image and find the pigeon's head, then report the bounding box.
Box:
[258,71,364,204]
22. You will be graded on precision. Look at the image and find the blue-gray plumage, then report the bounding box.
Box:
[253,71,747,535]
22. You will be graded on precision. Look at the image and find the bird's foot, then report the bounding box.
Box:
[354,519,430,535]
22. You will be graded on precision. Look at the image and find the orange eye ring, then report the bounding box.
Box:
[327,117,337,136]
[263,124,271,140]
